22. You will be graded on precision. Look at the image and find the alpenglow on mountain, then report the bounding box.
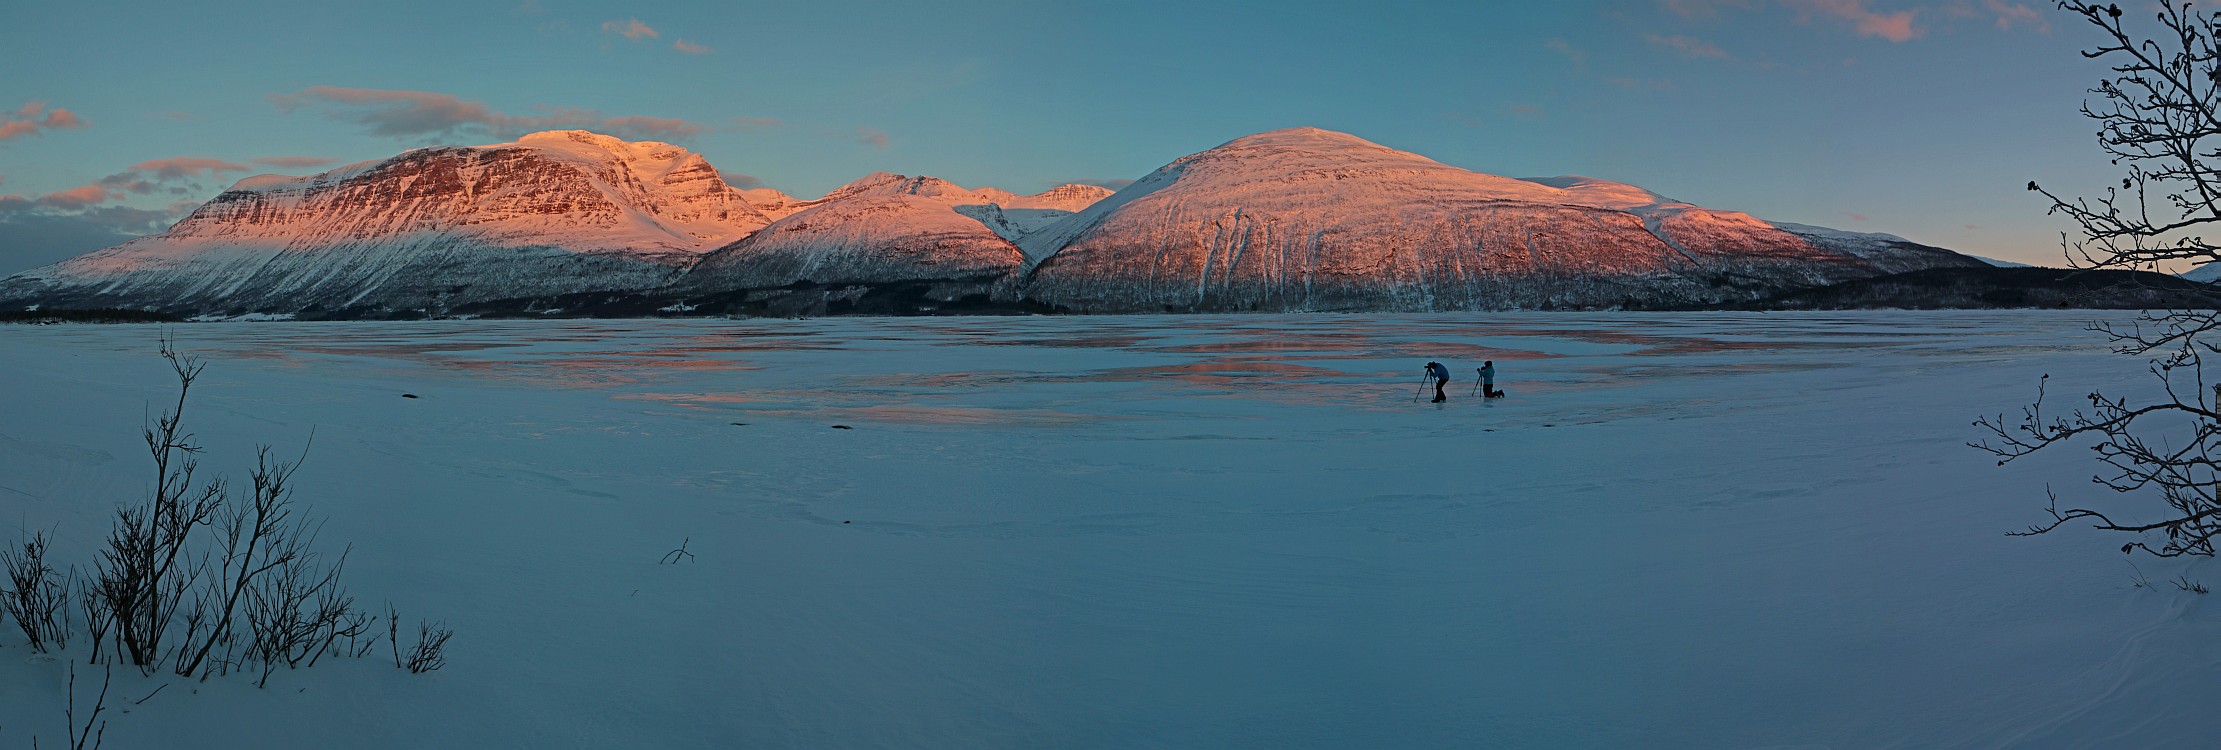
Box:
[0,127,1982,317]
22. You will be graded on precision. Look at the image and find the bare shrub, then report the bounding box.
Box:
[2,530,71,652]
[18,338,452,693]
[405,620,454,674]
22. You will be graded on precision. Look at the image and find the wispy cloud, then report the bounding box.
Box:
[1645,32,1732,58]
[1545,37,1587,69]
[854,126,890,149]
[673,39,711,55]
[1071,178,1136,191]
[1,102,90,141]
[1504,103,1547,121]
[131,157,250,180]
[270,86,708,142]
[596,115,703,141]
[1782,0,1920,42]
[727,116,781,130]
[719,170,766,190]
[1974,0,2046,32]
[253,156,339,170]
[601,18,658,40]
[1607,76,1679,91]
[1660,0,1761,19]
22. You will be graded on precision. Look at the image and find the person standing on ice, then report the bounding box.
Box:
[1478,361,1498,398]
[1425,361,1451,403]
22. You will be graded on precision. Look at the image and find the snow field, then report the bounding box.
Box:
[0,312,2213,749]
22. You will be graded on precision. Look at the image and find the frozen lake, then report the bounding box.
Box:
[2,312,2215,748]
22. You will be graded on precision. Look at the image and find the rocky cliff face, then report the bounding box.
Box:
[0,130,770,316]
[1018,128,1984,312]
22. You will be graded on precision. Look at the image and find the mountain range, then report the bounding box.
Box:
[0,127,1985,318]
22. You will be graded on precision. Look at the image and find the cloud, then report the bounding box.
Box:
[1606,76,1679,90]
[718,170,766,190]
[1505,102,1547,121]
[602,18,658,40]
[854,126,890,149]
[595,116,703,141]
[726,116,781,130]
[1545,37,1587,69]
[1782,0,1920,42]
[270,86,709,142]
[1645,32,1732,58]
[253,156,339,170]
[0,201,193,275]
[1,102,90,141]
[673,39,711,55]
[130,157,250,180]
[1071,178,1136,190]
[1843,211,1871,222]
[1978,0,2046,32]
[36,185,113,210]
[515,0,542,15]
[1660,0,1760,18]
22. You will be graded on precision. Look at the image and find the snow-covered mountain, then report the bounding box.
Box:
[1,126,1989,318]
[2182,261,2221,282]
[668,174,1113,314]
[678,174,1028,295]
[0,131,774,316]
[1018,128,1984,312]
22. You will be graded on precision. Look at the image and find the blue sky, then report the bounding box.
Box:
[0,0,2126,273]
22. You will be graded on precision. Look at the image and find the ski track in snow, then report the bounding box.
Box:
[0,311,2216,749]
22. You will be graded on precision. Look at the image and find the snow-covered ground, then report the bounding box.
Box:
[1,313,2214,748]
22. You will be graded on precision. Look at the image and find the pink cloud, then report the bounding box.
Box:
[855,126,890,149]
[1645,32,1732,58]
[602,18,658,40]
[41,108,87,130]
[673,39,711,55]
[727,116,781,130]
[253,156,338,169]
[1844,211,1871,222]
[1783,0,1921,42]
[271,86,709,142]
[38,185,113,210]
[0,101,90,141]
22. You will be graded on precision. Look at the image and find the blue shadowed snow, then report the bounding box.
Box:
[0,312,2213,748]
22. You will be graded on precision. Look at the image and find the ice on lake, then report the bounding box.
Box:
[2,312,2215,748]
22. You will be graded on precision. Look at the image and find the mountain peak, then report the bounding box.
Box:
[1217,127,1393,152]
[514,130,654,151]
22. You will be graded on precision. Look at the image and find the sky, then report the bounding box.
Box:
[0,0,2139,274]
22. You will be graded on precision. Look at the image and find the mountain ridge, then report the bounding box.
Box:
[0,126,1986,318]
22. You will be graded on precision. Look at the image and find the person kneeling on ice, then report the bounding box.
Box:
[1478,361,1503,399]
[1426,361,1451,403]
